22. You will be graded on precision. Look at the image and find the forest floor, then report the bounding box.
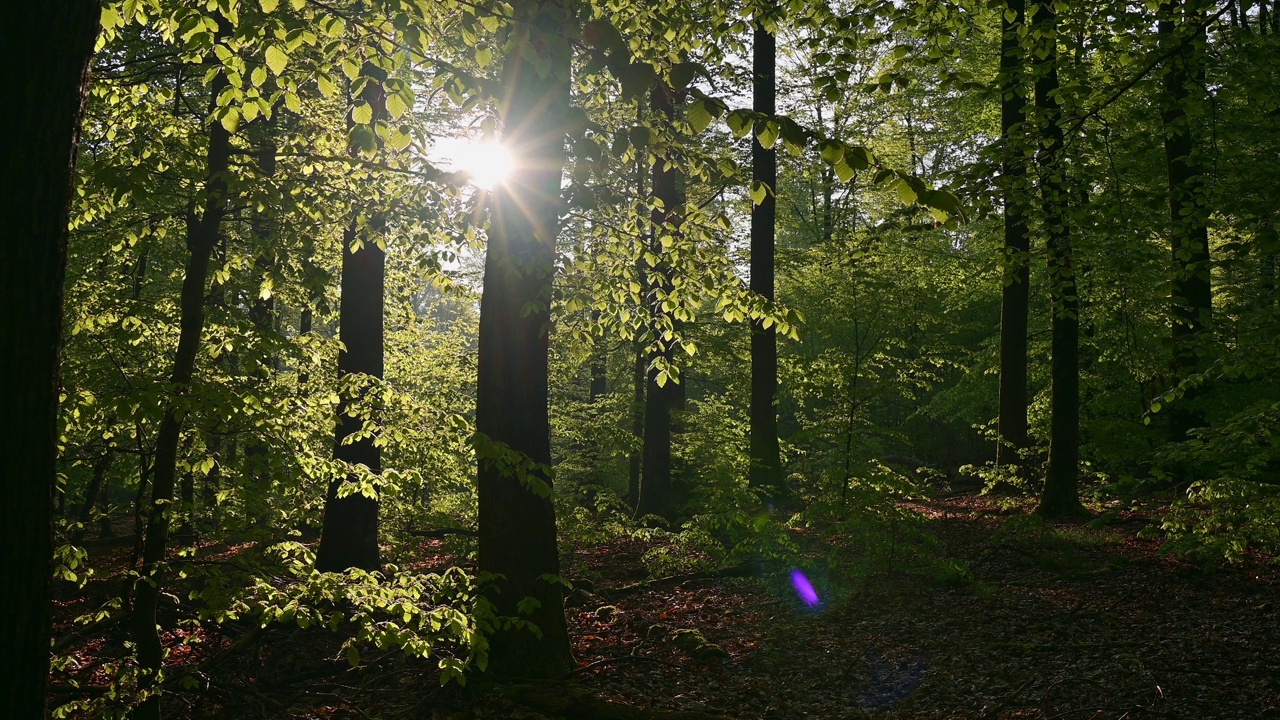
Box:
[51,494,1280,719]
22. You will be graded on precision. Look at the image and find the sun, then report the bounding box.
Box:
[431,136,515,190]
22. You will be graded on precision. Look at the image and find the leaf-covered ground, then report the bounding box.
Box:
[52,495,1280,718]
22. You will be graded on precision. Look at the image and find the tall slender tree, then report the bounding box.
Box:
[637,79,682,522]
[749,2,783,494]
[475,0,575,678]
[130,64,233,720]
[316,66,388,573]
[0,4,100,714]
[1033,0,1086,518]
[1160,0,1213,442]
[997,0,1031,471]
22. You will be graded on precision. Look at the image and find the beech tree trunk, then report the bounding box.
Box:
[590,311,608,402]
[0,4,99,715]
[749,5,784,495]
[130,68,233,720]
[243,117,278,524]
[475,0,575,678]
[1160,0,1213,442]
[1033,0,1085,519]
[316,68,387,573]
[637,81,682,523]
[72,451,115,545]
[628,343,645,507]
[997,0,1031,469]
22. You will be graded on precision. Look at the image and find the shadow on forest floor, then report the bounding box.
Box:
[51,494,1280,719]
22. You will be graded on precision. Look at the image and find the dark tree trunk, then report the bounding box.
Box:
[636,81,682,523]
[316,68,387,573]
[749,6,784,495]
[1160,0,1213,442]
[475,1,575,678]
[99,468,116,539]
[72,452,115,545]
[315,225,384,571]
[244,120,277,521]
[590,337,608,402]
[1033,0,1085,519]
[0,3,99,715]
[997,0,1031,469]
[628,342,645,507]
[130,67,233,720]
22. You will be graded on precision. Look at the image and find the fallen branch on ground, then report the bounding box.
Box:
[407,527,478,539]
[598,561,755,597]
[509,683,728,720]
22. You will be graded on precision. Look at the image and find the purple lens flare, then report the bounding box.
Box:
[790,569,820,607]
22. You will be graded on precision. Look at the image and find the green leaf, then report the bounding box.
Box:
[350,124,377,156]
[687,99,714,133]
[895,178,918,204]
[755,120,777,150]
[219,107,241,133]
[629,125,650,149]
[725,110,753,139]
[260,0,279,11]
[833,155,855,182]
[818,140,844,164]
[615,62,655,101]
[582,19,626,53]
[386,92,409,119]
[778,117,808,155]
[317,74,337,99]
[670,61,706,90]
[352,100,373,124]
[342,57,360,81]
[265,45,288,76]
[749,180,771,205]
[844,146,872,171]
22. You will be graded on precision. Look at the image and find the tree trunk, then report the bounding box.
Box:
[749,5,784,495]
[244,118,277,526]
[315,225,385,571]
[1160,0,1213,442]
[1033,0,1085,519]
[636,81,682,524]
[0,3,99,715]
[316,68,387,573]
[130,63,232,718]
[590,312,608,402]
[73,451,115,545]
[997,0,1031,470]
[628,342,645,507]
[475,0,575,678]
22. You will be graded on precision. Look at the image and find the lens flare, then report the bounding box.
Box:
[790,569,820,607]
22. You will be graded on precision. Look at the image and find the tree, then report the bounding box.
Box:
[997,0,1031,471]
[749,1,784,495]
[316,65,389,573]
[475,0,575,678]
[0,3,100,715]
[1160,0,1213,442]
[129,58,233,720]
[1033,0,1086,519]
[636,79,683,523]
